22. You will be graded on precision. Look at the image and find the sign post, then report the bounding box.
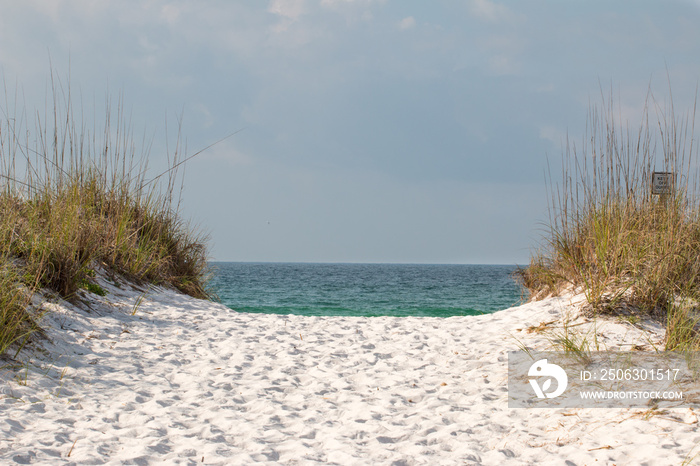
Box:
[651,172,674,206]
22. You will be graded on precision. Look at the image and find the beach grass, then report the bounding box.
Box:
[0,72,210,356]
[518,85,700,350]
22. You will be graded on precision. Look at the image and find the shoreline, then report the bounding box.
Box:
[0,275,697,465]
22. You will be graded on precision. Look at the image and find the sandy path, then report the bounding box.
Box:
[0,279,698,465]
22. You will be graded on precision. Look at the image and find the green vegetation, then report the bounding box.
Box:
[0,74,210,356]
[518,86,700,351]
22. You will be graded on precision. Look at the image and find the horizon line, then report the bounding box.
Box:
[208,260,527,266]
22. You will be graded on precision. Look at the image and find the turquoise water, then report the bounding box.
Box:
[208,262,526,318]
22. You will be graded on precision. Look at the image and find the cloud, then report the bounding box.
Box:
[680,0,700,9]
[203,140,254,168]
[539,125,566,145]
[488,55,518,76]
[267,0,308,35]
[468,0,513,22]
[267,0,306,20]
[321,0,386,5]
[398,16,416,30]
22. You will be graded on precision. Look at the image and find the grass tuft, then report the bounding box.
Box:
[0,70,213,356]
[519,83,700,351]
[0,261,40,357]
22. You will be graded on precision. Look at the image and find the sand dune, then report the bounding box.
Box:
[1,276,698,465]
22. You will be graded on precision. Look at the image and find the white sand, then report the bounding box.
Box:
[1,275,698,465]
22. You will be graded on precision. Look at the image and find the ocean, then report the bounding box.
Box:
[208,262,526,318]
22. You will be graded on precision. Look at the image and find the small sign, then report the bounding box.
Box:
[651,172,674,195]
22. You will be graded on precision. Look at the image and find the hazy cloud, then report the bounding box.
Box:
[539,125,566,145]
[468,0,514,22]
[398,16,416,30]
[268,0,306,20]
[321,0,387,6]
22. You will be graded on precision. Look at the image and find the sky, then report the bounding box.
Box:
[1,0,700,264]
